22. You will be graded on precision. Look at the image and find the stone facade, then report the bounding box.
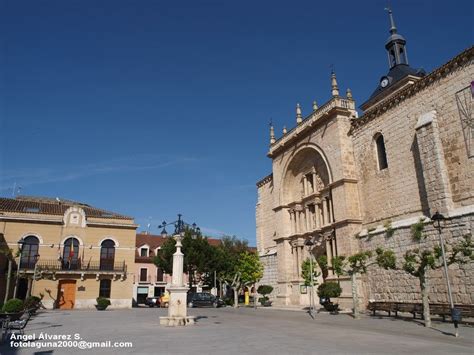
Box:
[256,20,473,308]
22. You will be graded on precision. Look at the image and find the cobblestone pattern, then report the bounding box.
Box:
[360,214,474,304]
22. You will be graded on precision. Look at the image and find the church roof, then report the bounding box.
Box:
[363,64,426,108]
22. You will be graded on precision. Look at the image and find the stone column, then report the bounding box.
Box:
[160,234,195,326]
[415,111,454,215]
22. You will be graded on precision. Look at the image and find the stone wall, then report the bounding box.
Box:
[359,212,473,305]
[351,54,473,227]
[258,253,278,300]
[256,176,276,253]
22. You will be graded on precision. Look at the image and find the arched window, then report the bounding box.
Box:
[62,237,80,270]
[100,239,115,271]
[20,236,39,269]
[375,134,388,170]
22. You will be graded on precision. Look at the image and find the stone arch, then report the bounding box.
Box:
[280,144,332,205]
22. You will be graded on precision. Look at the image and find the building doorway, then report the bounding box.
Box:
[57,280,76,309]
[136,286,148,305]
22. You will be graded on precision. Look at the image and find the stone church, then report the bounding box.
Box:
[256,10,473,308]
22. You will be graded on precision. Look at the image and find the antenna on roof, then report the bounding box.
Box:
[12,182,16,197]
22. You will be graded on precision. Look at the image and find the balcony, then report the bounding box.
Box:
[19,259,127,279]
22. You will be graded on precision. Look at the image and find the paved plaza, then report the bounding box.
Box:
[0,307,473,354]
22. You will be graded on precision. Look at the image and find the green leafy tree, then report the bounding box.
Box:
[232,251,263,307]
[153,228,215,289]
[330,249,396,319]
[401,234,473,327]
[0,240,14,304]
[301,258,321,287]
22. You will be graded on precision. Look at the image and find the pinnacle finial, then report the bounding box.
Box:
[312,100,318,111]
[331,72,339,97]
[269,119,275,144]
[296,103,303,124]
[385,7,397,34]
[346,88,353,99]
[282,126,287,134]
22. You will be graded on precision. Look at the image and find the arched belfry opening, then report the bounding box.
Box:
[282,147,334,235]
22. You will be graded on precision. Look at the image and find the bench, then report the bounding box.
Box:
[368,301,474,321]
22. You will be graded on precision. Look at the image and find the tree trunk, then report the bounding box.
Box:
[420,273,431,327]
[3,259,12,304]
[351,272,360,319]
[232,286,239,308]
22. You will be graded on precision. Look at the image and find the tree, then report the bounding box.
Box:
[301,258,321,286]
[0,241,14,305]
[231,251,263,308]
[329,249,396,319]
[401,234,473,327]
[207,236,249,304]
[153,228,215,289]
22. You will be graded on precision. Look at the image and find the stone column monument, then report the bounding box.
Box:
[159,234,196,326]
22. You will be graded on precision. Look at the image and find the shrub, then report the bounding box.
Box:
[384,220,395,238]
[96,297,111,308]
[223,297,233,306]
[317,282,342,300]
[2,298,24,313]
[411,219,425,241]
[257,285,273,297]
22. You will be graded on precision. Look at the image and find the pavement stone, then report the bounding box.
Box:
[0,307,472,355]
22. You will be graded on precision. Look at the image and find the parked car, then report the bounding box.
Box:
[145,297,160,308]
[187,293,225,308]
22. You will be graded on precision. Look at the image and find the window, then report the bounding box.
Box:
[140,248,149,257]
[99,279,111,298]
[20,236,39,269]
[375,134,388,170]
[156,267,164,282]
[100,240,115,271]
[62,237,80,269]
[140,268,148,282]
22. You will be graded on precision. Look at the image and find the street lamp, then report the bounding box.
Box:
[431,211,459,337]
[304,238,315,319]
[13,237,25,298]
[30,254,40,297]
[158,214,200,239]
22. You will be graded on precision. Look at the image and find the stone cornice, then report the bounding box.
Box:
[350,45,474,134]
[256,173,273,188]
[268,97,356,158]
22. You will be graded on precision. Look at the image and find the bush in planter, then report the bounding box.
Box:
[96,297,111,310]
[257,285,273,306]
[317,282,342,313]
[2,298,24,313]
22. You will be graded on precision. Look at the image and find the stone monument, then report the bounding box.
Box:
[159,233,196,326]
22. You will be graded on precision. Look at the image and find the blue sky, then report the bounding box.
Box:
[0,0,472,245]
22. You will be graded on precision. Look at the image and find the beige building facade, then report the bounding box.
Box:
[256,12,473,308]
[0,196,137,309]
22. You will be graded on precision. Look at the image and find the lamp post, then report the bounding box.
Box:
[13,238,25,298]
[304,238,315,319]
[431,211,459,337]
[158,214,199,326]
[30,254,40,297]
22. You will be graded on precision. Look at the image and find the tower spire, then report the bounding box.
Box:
[384,7,408,68]
[269,119,275,144]
[386,7,397,34]
[296,103,302,124]
[331,71,339,97]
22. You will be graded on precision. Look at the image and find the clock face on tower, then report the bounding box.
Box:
[380,77,389,88]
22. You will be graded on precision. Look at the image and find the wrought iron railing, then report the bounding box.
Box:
[20,259,127,273]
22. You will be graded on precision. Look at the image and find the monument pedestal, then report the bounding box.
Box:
[159,286,196,326]
[159,233,196,326]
